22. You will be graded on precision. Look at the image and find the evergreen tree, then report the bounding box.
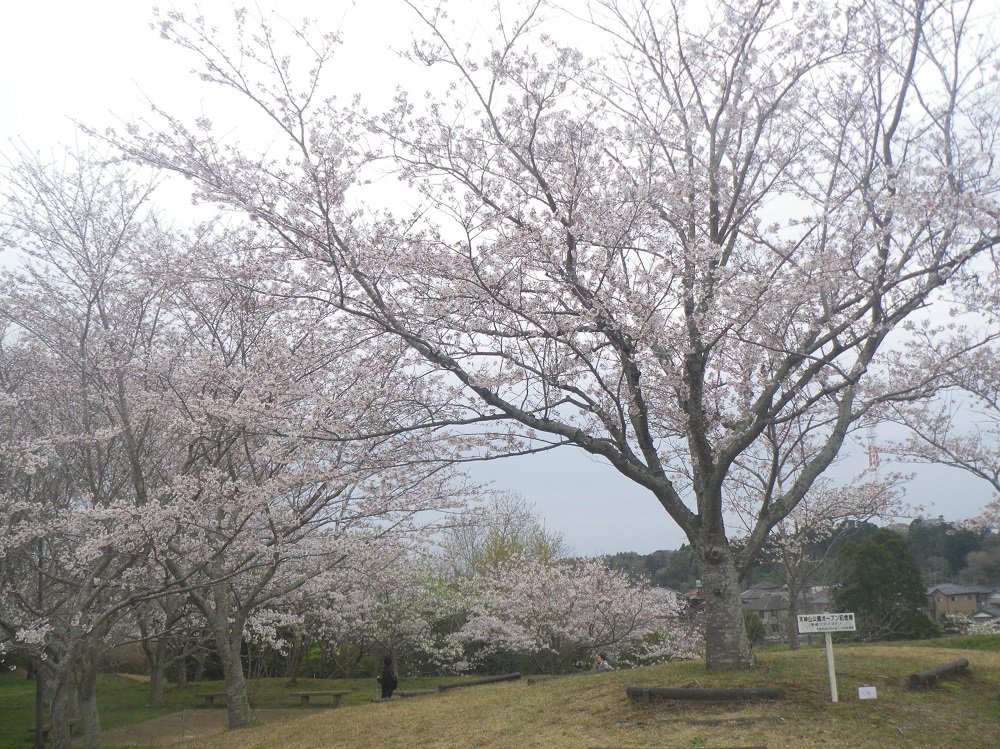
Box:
[833,529,938,642]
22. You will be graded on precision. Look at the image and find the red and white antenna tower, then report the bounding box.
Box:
[866,424,881,471]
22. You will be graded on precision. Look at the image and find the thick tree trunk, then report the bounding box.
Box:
[48,667,72,749]
[696,542,752,670]
[76,660,102,749]
[32,658,45,749]
[142,634,169,705]
[207,603,253,729]
[216,633,253,728]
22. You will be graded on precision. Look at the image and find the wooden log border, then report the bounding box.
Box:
[438,672,521,692]
[626,686,781,705]
[527,671,602,685]
[398,689,437,698]
[908,658,970,689]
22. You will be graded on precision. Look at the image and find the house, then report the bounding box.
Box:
[650,586,685,607]
[971,604,1000,626]
[739,582,830,642]
[742,592,790,640]
[685,582,706,611]
[925,584,1000,622]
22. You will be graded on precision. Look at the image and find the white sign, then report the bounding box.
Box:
[858,686,877,700]
[796,613,857,634]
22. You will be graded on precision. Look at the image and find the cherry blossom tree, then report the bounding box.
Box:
[726,415,915,647]
[887,333,1000,530]
[457,557,699,673]
[737,473,912,647]
[0,147,473,734]
[111,0,1000,670]
[114,231,471,728]
[0,147,184,749]
[341,562,474,675]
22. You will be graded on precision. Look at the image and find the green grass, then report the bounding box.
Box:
[0,672,444,749]
[915,633,1000,651]
[4,639,1000,749]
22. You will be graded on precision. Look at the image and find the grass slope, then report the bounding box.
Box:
[3,641,1000,749]
[182,644,1000,749]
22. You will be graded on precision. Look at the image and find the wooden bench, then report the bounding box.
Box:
[289,690,351,706]
[194,692,226,706]
[908,658,970,689]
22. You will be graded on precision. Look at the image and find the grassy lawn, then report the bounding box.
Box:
[0,672,443,749]
[3,638,1000,748]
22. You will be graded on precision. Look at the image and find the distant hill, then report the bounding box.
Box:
[603,546,698,591]
[602,519,1000,593]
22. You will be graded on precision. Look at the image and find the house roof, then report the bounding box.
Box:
[927,584,1000,596]
[740,582,829,606]
[740,590,829,611]
[972,605,1000,620]
[743,594,789,612]
[740,581,785,600]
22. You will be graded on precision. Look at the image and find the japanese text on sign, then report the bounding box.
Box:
[796,613,856,634]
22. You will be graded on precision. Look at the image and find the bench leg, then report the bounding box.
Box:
[299,696,310,706]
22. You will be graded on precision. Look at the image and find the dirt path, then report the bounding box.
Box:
[91,708,311,747]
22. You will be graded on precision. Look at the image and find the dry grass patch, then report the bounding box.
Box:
[115,643,1000,749]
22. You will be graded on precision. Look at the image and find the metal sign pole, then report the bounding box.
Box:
[824,632,838,703]
[797,613,856,703]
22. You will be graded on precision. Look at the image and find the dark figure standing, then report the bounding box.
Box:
[377,656,398,699]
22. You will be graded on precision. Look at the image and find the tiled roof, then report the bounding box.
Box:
[972,605,1000,619]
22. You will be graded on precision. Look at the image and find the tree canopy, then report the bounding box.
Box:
[108,0,1000,669]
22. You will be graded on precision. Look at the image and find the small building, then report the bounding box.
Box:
[971,604,1000,624]
[739,582,830,643]
[926,584,1000,622]
[650,586,685,607]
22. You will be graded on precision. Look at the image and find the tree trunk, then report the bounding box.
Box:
[207,605,253,729]
[786,579,801,651]
[48,667,72,749]
[192,638,207,683]
[144,636,168,705]
[285,637,305,686]
[177,655,189,688]
[696,542,752,670]
[76,659,102,749]
[32,658,45,749]
[217,633,253,728]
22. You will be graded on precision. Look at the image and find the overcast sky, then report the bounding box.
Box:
[1,0,995,557]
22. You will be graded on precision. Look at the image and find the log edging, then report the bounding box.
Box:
[438,672,521,691]
[625,686,781,704]
[908,658,970,689]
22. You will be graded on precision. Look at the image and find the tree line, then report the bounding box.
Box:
[608,517,1000,593]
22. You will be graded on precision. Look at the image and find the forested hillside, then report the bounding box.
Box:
[607,518,1000,590]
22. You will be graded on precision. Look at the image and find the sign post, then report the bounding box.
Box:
[796,613,857,703]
